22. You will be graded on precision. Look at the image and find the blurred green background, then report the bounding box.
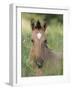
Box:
[21,13,63,77]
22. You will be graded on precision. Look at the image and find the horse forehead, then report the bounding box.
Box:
[36,32,42,39]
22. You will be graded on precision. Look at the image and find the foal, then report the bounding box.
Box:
[29,20,63,76]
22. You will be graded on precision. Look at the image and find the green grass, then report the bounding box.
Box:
[21,14,63,77]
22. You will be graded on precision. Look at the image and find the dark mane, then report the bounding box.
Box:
[35,20,41,30]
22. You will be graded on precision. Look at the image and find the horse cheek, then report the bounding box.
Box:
[29,48,36,68]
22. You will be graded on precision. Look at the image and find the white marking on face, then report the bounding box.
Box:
[37,33,42,39]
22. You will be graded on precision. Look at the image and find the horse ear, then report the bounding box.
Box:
[43,22,47,31]
[31,19,35,30]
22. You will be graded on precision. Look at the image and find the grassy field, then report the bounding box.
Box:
[21,13,63,77]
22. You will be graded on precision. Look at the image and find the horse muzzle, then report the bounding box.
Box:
[35,58,44,68]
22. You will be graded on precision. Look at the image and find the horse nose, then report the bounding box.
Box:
[35,58,44,68]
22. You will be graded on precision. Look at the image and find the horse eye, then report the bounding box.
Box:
[44,40,47,43]
[31,39,34,43]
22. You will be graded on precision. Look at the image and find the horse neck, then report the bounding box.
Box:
[42,47,60,61]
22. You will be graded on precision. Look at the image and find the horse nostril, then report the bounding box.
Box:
[35,58,44,68]
[37,63,43,68]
